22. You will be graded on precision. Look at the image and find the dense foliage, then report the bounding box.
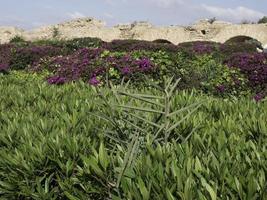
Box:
[1,36,266,99]
[225,53,267,95]
[258,16,267,24]
[0,72,266,199]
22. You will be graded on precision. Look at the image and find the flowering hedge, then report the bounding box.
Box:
[225,52,267,99]
[1,37,266,100]
[31,48,156,86]
[10,46,64,70]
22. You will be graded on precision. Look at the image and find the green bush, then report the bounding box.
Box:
[32,37,103,52]
[64,37,104,50]
[9,35,26,43]
[32,39,67,48]
[258,16,267,24]
[9,35,30,47]
[189,55,248,95]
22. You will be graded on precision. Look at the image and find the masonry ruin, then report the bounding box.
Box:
[1,18,267,47]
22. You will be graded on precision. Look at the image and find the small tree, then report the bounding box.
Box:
[258,16,267,24]
[208,17,216,24]
[52,27,60,38]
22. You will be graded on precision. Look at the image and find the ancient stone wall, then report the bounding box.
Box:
[1,17,267,46]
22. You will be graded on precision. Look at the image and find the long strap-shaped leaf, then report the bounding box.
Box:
[181,123,201,143]
[118,91,164,100]
[152,124,165,142]
[123,111,162,128]
[167,104,202,133]
[165,76,174,92]
[116,132,139,188]
[121,118,147,133]
[168,78,181,97]
[118,91,165,108]
[115,104,164,114]
[168,101,204,117]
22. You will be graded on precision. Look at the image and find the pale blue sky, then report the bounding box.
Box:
[0,0,266,29]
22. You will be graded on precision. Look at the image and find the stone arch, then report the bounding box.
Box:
[213,26,267,47]
[224,35,263,49]
[152,39,173,44]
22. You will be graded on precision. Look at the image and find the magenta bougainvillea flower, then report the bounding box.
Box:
[216,85,226,93]
[88,76,101,86]
[121,66,131,75]
[254,93,265,102]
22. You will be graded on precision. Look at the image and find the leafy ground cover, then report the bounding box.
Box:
[0,71,267,199]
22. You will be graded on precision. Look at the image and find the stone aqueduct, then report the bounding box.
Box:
[1,18,267,47]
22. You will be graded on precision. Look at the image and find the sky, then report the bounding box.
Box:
[0,0,267,29]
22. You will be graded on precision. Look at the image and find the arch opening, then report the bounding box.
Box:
[152,39,173,44]
[225,35,263,49]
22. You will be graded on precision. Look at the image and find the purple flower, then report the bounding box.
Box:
[89,76,101,86]
[0,63,9,73]
[216,85,226,93]
[193,42,215,54]
[254,93,265,102]
[137,58,153,71]
[121,66,131,75]
[225,53,267,88]
[47,76,67,85]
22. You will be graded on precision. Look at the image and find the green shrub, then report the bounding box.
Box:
[258,16,267,24]
[64,37,104,50]
[52,27,60,38]
[9,35,30,47]
[32,37,103,52]
[9,35,26,43]
[32,39,66,47]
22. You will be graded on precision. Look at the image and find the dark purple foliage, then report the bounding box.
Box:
[47,75,67,85]
[216,85,226,93]
[0,64,9,73]
[136,58,153,71]
[178,41,219,55]
[254,93,265,102]
[225,53,267,88]
[10,45,64,70]
[103,39,180,52]
[219,43,258,59]
[0,44,14,72]
[88,76,101,86]
[192,42,216,55]
[121,66,131,75]
[32,47,155,85]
